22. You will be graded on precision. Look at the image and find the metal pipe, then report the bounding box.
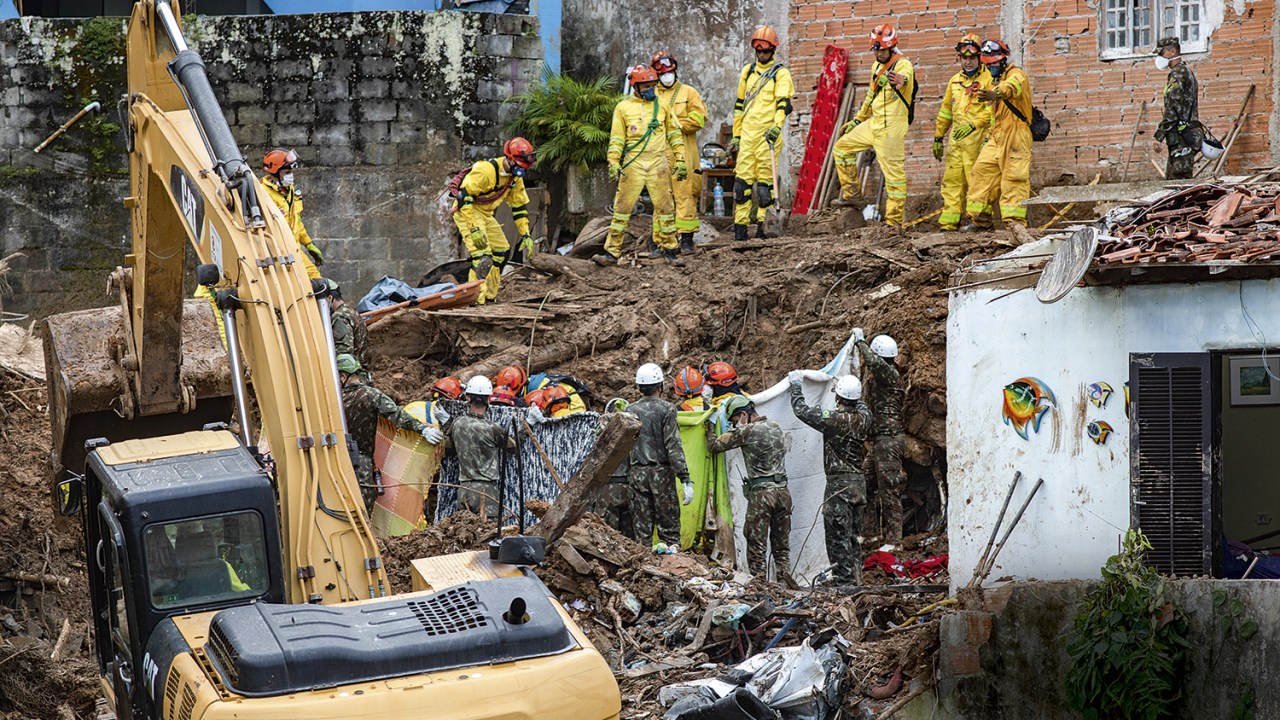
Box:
[316,298,349,435]
[33,101,101,153]
[154,1,189,53]
[968,471,1020,590]
[220,305,253,448]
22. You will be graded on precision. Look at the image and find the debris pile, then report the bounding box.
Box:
[1098,183,1280,264]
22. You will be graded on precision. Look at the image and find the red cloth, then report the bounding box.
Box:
[863,551,949,578]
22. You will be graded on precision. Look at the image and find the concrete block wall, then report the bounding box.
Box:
[788,0,1275,206]
[0,11,542,317]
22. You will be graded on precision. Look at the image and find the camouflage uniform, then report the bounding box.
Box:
[592,414,635,538]
[790,385,872,583]
[341,377,427,513]
[707,417,790,576]
[858,339,907,544]
[443,411,513,522]
[626,396,690,547]
[1155,60,1200,180]
[331,301,371,380]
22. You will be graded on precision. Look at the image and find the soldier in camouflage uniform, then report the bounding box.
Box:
[1153,37,1200,180]
[706,395,796,586]
[326,279,371,381]
[442,376,515,522]
[628,364,693,547]
[592,398,636,538]
[856,330,907,544]
[337,354,438,513]
[789,372,872,584]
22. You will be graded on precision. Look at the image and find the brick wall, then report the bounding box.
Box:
[788,0,1275,210]
[0,11,542,317]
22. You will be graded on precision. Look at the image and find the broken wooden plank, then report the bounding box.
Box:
[556,543,594,575]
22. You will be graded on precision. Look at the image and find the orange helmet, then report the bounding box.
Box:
[525,388,550,411]
[955,33,982,56]
[707,361,738,388]
[431,376,464,400]
[651,51,677,73]
[751,25,779,51]
[544,386,571,413]
[980,39,1010,64]
[262,148,299,175]
[870,24,899,51]
[675,366,705,397]
[503,137,537,169]
[490,385,518,406]
[494,365,529,394]
[628,64,658,86]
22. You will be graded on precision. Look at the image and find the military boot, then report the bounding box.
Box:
[756,223,767,239]
[678,233,696,254]
[734,224,748,242]
[663,249,685,267]
[592,252,619,267]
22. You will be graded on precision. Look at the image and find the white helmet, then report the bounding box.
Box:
[870,335,898,358]
[464,375,494,397]
[834,375,862,401]
[635,362,664,385]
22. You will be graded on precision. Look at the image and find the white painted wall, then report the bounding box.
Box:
[947,277,1280,590]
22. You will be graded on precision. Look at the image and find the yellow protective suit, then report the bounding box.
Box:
[605,94,685,257]
[655,80,708,235]
[452,158,530,304]
[965,65,1032,228]
[833,54,914,226]
[732,60,793,227]
[934,67,994,230]
[261,176,320,279]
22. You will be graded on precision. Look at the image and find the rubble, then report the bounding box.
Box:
[1097,183,1280,264]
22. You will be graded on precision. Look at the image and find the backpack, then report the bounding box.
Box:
[1003,99,1051,142]
[447,159,511,208]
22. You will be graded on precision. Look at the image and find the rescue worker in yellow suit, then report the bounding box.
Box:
[652,51,708,255]
[832,24,915,227]
[730,26,794,242]
[453,138,537,304]
[592,65,688,268]
[932,34,994,231]
[963,40,1032,229]
[261,148,323,279]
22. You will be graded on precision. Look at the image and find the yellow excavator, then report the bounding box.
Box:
[41,2,620,718]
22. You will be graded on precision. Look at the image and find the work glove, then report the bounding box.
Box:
[931,138,944,161]
[526,405,547,426]
[518,234,534,256]
[421,427,444,445]
[304,242,324,266]
[708,405,727,430]
[433,406,451,427]
[608,162,621,180]
[682,480,694,506]
[952,121,976,142]
[841,119,860,135]
[674,160,689,181]
[728,137,740,155]
[787,370,804,387]
[467,226,489,251]
[764,126,782,145]
[853,327,865,343]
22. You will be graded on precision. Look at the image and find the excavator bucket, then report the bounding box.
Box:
[42,298,235,492]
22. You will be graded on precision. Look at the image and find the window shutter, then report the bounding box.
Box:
[1130,352,1213,576]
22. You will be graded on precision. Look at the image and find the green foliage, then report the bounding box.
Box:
[1065,530,1191,720]
[507,69,621,173]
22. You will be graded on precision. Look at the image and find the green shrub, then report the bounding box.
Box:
[507,70,621,173]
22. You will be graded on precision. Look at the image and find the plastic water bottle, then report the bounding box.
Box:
[713,183,725,216]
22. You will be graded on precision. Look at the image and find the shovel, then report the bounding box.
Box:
[756,137,788,237]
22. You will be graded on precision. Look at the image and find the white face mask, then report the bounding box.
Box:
[280,172,295,186]
[1154,55,1170,70]
[660,72,676,87]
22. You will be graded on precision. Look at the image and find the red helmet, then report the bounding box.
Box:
[707,361,738,388]
[490,385,518,406]
[651,51,677,73]
[494,365,529,394]
[628,64,658,86]
[544,385,571,413]
[431,376,464,400]
[525,388,550,411]
[262,148,299,175]
[675,366,705,396]
[503,137,537,169]
[980,39,1010,64]
[870,24,899,51]
[751,25,779,51]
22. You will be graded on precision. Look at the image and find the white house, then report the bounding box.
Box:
[946,233,1280,590]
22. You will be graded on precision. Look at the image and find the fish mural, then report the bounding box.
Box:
[1002,377,1058,440]
[1087,420,1114,445]
[1087,382,1113,408]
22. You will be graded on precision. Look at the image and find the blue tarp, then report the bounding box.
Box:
[356,276,454,314]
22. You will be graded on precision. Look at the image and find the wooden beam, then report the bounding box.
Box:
[530,412,640,544]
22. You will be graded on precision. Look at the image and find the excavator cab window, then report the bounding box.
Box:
[145,512,269,609]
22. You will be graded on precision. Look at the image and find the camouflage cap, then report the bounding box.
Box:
[1154,36,1181,52]
[336,353,361,374]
